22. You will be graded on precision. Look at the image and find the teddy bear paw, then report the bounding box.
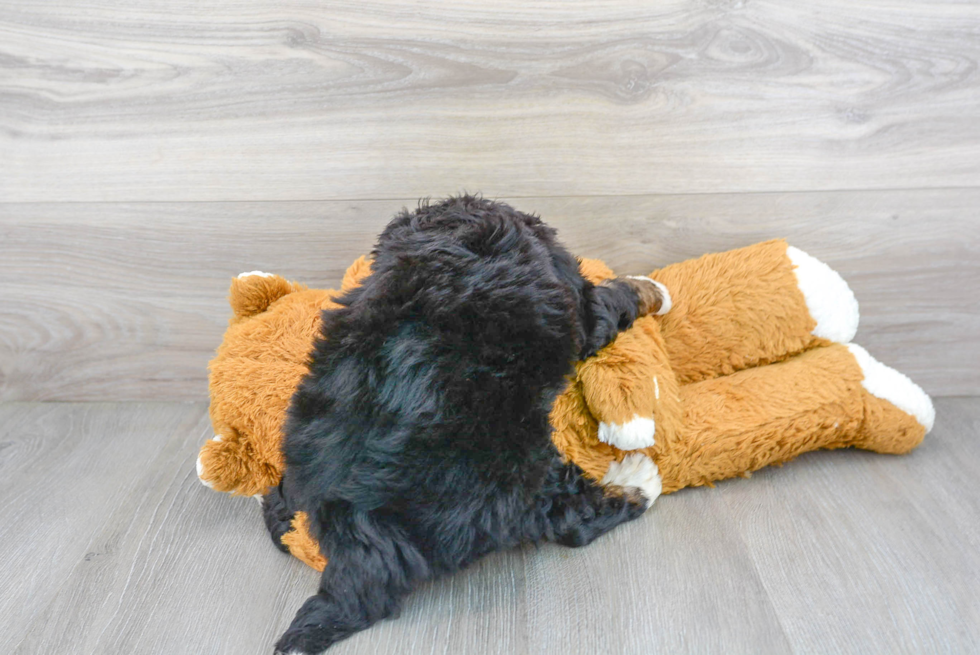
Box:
[195,456,213,488]
[195,434,224,488]
[787,247,859,343]
[601,453,662,508]
[847,344,935,432]
[237,270,274,279]
[597,414,656,450]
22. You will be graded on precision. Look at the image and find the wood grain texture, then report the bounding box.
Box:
[2,188,976,402]
[11,405,317,654]
[4,398,978,654]
[718,397,980,654]
[1,0,979,201]
[0,402,206,653]
[522,488,793,654]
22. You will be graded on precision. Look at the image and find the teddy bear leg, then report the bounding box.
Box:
[653,240,859,384]
[846,344,934,454]
[600,452,664,508]
[655,344,933,493]
[786,246,859,344]
[340,254,373,292]
[654,345,870,493]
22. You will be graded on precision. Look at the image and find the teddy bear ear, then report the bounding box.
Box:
[341,255,373,292]
[577,257,616,284]
[228,272,298,320]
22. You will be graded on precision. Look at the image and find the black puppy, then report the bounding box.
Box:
[266,196,668,654]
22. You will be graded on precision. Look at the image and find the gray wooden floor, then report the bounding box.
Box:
[3,1,980,202]
[2,192,978,403]
[3,0,979,653]
[2,397,978,654]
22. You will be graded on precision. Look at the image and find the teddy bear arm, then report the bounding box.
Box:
[576,317,682,452]
[549,379,665,507]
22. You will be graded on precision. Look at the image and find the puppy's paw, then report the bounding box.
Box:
[601,453,663,509]
[622,488,650,519]
[624,276,671,315]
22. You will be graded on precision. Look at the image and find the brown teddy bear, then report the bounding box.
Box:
[198,240,933,571]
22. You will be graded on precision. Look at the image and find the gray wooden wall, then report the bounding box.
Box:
[2,0,978,401]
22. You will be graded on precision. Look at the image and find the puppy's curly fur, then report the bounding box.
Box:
[267,196,663,654]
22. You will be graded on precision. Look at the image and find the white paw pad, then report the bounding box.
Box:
[787,246,859,343]
[601,453,662,508]
[196,434,223,489]
[237,270,274,279]
[195,454,213,488]
[598,415,656,450]
[847,344,936,433]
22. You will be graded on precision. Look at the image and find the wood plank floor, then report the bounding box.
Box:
[2,189,977,402]
[3,397,978,655]
[2,1,979,201]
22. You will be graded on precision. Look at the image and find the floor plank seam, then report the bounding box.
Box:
[2,183,980,206]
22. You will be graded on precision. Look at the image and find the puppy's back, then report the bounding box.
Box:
[283,197,585,519]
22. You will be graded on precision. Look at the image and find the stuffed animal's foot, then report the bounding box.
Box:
[195,433,223,489]
[848,344,934,453]
[340,255,373,292]
[601,453,662,508]
[849,344,934,432]
[787,247,859,343]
